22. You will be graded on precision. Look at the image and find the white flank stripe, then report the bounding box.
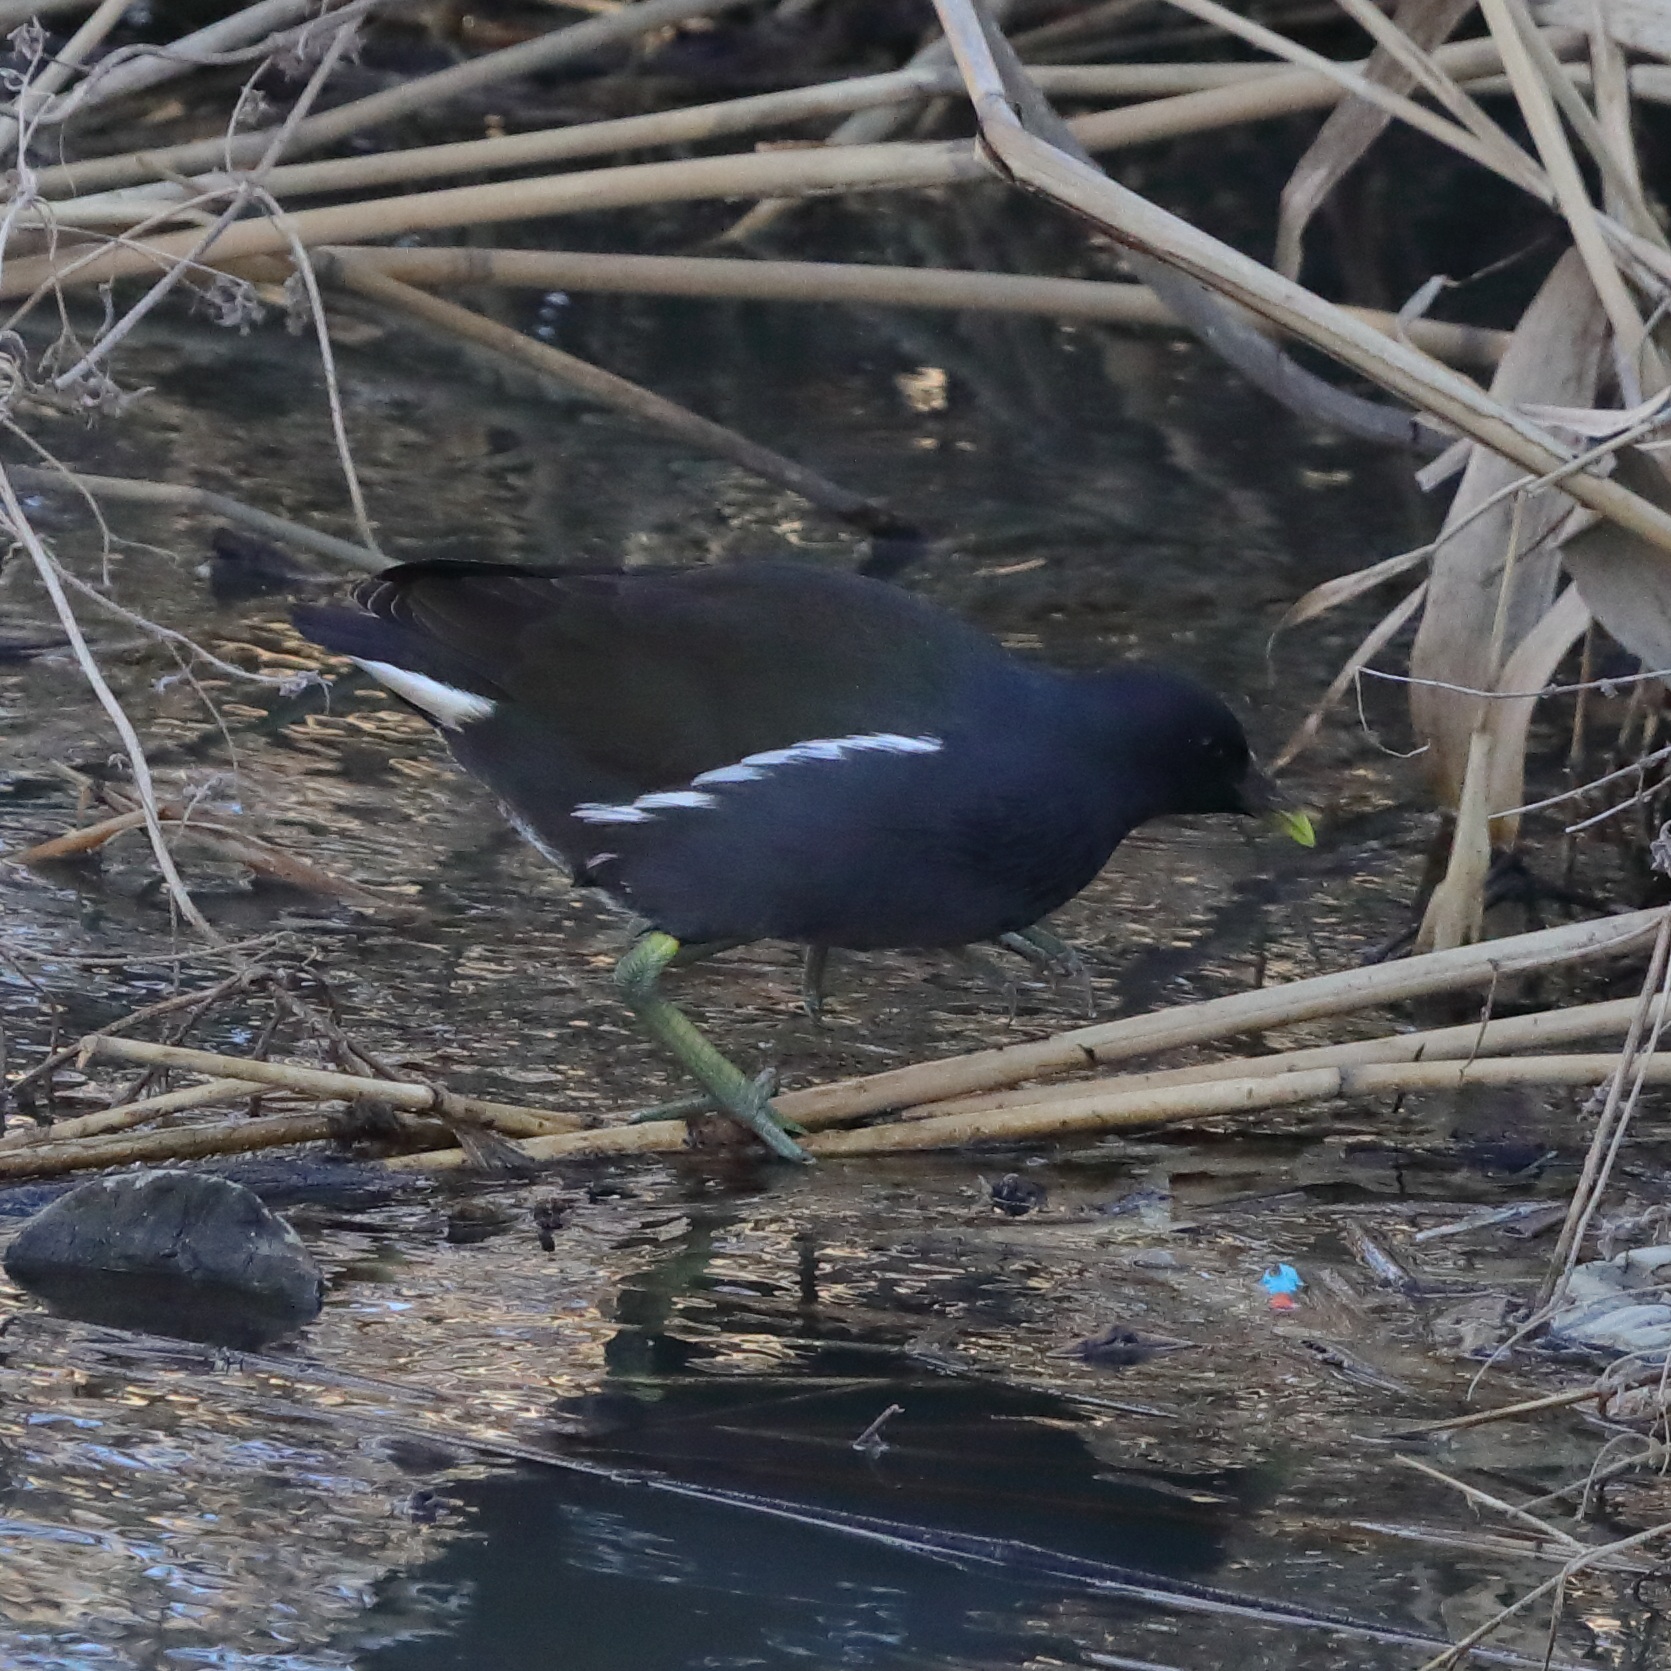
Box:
[573,802,654,824]
[354,660,495,729]
[690,763,765,787]
[634,790,718,812]
[569,733,943,826]
[738,732,942,769]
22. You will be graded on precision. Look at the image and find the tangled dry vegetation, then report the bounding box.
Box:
[7,0,1671,1655]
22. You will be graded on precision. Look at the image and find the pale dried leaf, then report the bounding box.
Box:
[1275,581,1428,768]
[1519,388,1671,436]
[1416,435,1471,491]
[1409,249,1608,808]
[1399,272,1452,331]
[1562,445,1671,668]
[1419,726,1495,950]
[1274,0,1476,279]
[1279,545,1431,630]
[1418,584,1588,946]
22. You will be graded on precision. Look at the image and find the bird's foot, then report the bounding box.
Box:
[998,926,1095,1018]
[628,1068,780,1124]
[719,1073,808,1161]
[951,948,1023,1022]
[615,932,811,1162]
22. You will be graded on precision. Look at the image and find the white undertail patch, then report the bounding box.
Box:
[573,733,943,825]
[573,802,653,825]
[354,659,495,729]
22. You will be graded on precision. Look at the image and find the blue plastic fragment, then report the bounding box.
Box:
[1259,1263,1304,1296]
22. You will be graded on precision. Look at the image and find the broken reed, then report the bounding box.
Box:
[1,908,1653,1181]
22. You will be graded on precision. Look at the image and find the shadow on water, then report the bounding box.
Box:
[6,1268,314,1351]
[364,1323,1251,1671]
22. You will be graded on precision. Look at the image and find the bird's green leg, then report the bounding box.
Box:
[998,925,1095,1017]
[614,932,811,1164]
[666,937,748,968]
[801,945,830,1021]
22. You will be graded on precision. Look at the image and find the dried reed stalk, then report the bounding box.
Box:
[326,257,903,539]
[0,1076,265,1148]
[394,1048,1671,1171]
[0,0,128,152]
[944,51,1671,553]
[1477,0,1658,386]
[16,798,405,914]
[391,913,1669,1171]
[79,1035,584,1136]
[34,18,1547,200]
[1397,1383,1606,1436]
[13,807,148,862]
[915,991,1670,1120]
[771,907,1664,1125]
[808,1052,1671,1155]
[2,143,986,300]
[38,59,1303,212]
[0,1107,380,1180]
[28,0,763,196]
[320,246,1507,368]
[62,0,323,115]
[2,35,1577,293]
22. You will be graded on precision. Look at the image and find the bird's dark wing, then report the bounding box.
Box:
[296,562,1006,791]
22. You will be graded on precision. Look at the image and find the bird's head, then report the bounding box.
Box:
[1082,668,1314,846]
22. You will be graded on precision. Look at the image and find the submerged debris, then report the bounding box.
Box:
[1549,1245,1671,1361]
[986,1172,1047,1216]
[1054,1324,1193,1368]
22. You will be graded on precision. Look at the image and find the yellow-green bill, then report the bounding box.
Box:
[1267,808,1316,847]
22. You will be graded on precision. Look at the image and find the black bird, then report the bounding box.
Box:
[293,562,1312,1162]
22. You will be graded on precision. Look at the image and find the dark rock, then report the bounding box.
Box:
[3,1170,323,1345]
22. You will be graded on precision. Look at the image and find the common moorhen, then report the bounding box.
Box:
[294,561,1312,1162]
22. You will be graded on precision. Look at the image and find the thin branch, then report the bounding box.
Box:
[0,465,214,937]
[7,462,382,570]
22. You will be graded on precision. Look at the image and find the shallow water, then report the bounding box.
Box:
[0,202,1666,1668]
